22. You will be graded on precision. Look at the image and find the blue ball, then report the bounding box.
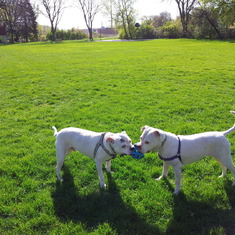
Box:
[131,145,144,159]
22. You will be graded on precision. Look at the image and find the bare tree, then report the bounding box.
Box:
[76,0,101,40]
[101,0,114,28]
[164,0,198,37]
[39,0,66,41]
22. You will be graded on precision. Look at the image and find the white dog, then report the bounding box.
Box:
[136,111,235,194]
[52,126,133,188]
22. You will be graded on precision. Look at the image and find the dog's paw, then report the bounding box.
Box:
[155,175,164,181]
[173,190,180,195]
[57,177,63,182]
[100,183,107,188]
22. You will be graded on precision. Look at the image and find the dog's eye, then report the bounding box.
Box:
[120,139,125,143]
[122,145,126,148]
[145,141,149,144]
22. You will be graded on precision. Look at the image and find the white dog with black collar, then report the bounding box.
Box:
[52,126,133,188]
[136,111,235,195]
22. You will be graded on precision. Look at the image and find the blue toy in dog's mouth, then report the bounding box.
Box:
[131,145,144,159]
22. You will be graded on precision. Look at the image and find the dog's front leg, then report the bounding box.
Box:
[155,161,170,181]
[173,163,182,195]
[106,160,111,173]
[95,160,106,188]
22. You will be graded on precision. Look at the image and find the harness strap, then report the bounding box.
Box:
[158,136,182,162]
[93,133,116,159]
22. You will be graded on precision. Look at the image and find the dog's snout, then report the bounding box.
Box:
[135,144,141,151]
[130,146,135,151]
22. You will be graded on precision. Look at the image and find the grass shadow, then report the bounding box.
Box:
[163,178,235,235]
[51,165,160,234]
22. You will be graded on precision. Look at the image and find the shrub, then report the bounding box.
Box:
[141,24,156,39]
[118,24,156,39]
[46,28,87,41]
[158,20,182,38]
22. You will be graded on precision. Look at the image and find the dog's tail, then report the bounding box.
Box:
[52,126,58,137]
[223,111,235,136]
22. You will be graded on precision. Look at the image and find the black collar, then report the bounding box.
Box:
[93,133,116,159]
[158,136,182,162]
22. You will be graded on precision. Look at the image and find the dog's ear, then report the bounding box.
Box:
[141,125,149,131]
[153,130,160,137]
[106,137,115,144]
[121,131,126,134]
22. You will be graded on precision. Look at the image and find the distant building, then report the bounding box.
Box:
[98,28,118,37]
[81,28,118,37]
[0,24,7,43]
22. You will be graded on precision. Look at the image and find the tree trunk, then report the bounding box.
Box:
[88,27,93,40]
[176,1,188,37]
[121,11,128,39]
[175,0,197,38]
[50,22,56,41]
[9,24,14,43]
[201,9,222,39]
[126,14,133,39]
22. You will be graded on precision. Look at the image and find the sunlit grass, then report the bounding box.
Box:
[1,39,235,234]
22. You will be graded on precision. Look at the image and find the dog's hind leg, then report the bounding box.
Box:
[55,144,67,181]
[173,164,182,195]
[56,146,75,181]
[56,156,64,181]
[218,155,235,186]
[214,157,227,178]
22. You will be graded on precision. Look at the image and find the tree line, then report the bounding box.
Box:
[0,0,37,43]
[116,0,235,40]
[1,0,235,43]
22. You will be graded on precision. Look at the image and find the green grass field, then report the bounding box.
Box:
[1,39,235,234]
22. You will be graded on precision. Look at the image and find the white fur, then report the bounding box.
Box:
[52,126,133,188]
[137,111,235,195]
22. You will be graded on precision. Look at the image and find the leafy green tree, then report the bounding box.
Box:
[163,0,198,37]
[0,0,37,43]
[37,24,50,40]
[200,0,235,27]
[114,0,136,39]
[189,7,220,38]
[141,12,171,29]
[18,0,38,42]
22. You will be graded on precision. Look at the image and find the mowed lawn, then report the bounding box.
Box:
[1,39,235,234]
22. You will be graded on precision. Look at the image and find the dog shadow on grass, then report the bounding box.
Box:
[164,178,235,235]
[52,165,160,234]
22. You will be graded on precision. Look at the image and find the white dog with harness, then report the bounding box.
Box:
[136,111,235,194]
[52,126,133,188]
